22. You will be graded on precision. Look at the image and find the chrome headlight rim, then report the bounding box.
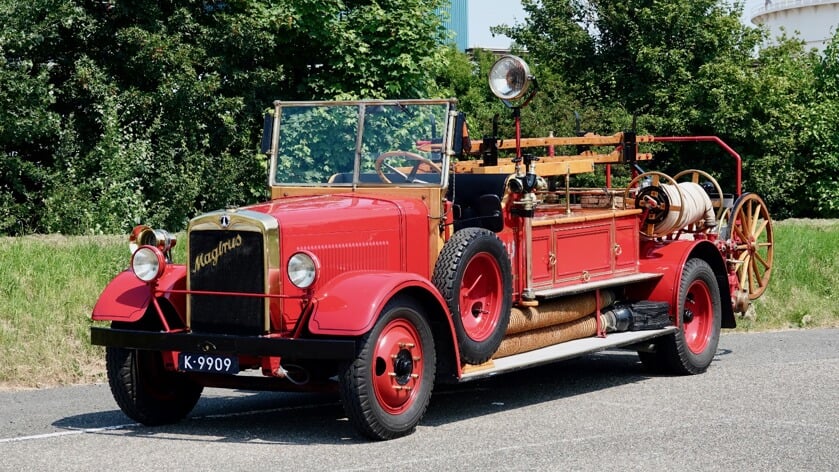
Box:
[130,225,177,254]
[488,54,533,101]
[131,245,166,283]
[287,251,320,289]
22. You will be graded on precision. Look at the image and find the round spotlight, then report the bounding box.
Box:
[135,227,177,253]
[489,55,533,101]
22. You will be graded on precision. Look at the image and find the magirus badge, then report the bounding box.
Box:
[220,213,230,228]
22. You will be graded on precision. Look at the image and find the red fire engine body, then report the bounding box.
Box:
[90,56,774,440]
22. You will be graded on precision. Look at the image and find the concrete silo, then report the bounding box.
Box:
[750,0,839,51]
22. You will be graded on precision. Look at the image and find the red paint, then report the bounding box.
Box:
[683,277,714,354]
[457,252,504,342]
[92,271,151,322]
[372,317,426,414]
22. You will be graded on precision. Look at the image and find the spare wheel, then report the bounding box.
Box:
[432,228,513,364]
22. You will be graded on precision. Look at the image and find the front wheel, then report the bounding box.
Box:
[639,258,722,375]
[106,347,203,425]
[339,296,436,440]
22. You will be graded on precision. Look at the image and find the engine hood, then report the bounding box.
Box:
[243,194,428,234]
[240,193,433,279]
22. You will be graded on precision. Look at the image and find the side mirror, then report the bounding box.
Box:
[260,114,273,155]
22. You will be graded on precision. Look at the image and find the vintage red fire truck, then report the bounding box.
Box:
[91,56,774,440]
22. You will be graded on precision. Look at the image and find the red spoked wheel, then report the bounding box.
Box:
[433,228,513,365]
[339,296,436,440]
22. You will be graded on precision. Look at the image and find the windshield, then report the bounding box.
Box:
[271,101,452,187]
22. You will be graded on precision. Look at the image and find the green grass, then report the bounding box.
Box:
[0,235,125,388]
[745,219,839,330]
[0,221,836,389]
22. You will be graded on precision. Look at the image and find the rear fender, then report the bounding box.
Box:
[92,265,187,322]
[628,240,734,328]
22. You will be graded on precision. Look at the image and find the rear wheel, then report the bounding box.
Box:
[639,258,721,375]
[106,346,203,425]
[432,228,512,364]
[339,296,436,440]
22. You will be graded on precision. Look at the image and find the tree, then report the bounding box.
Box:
[803,31,839,217]
[0,0,448,235]
[493,0,838,218]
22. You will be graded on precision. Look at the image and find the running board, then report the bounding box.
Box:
[533,272,662,299]
[460,327,677,382]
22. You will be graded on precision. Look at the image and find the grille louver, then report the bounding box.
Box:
[188,230,266,335]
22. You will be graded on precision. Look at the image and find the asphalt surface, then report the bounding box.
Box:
[1,328,837,471]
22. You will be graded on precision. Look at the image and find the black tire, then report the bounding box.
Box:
[339,296,436,440]
[432,228,513,364]
[638,258,722,375]
[106,346,203,425]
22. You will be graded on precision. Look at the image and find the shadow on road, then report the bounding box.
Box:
[52,350,662,444]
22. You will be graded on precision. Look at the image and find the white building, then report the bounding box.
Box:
[750,0,839,51]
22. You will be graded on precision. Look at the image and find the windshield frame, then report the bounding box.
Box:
[267,99,456,190]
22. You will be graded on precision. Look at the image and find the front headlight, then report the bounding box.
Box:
[131,246,166,282]
[287,252,319,289]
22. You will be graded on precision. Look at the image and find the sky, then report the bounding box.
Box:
[467,0,761,50]
[467,0,527,49]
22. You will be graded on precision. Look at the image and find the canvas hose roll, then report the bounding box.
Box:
[648,181,716,235]
[506,291,614,335]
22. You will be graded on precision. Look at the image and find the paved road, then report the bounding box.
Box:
[1,329,837,471]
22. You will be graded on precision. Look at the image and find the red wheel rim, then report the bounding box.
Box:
[458,252,503,342]
[372,318,424,415]
[683,279,713,354]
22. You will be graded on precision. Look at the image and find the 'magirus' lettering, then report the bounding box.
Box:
[192,235,243,273]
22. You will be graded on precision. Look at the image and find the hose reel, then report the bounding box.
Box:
[623,171,719,238]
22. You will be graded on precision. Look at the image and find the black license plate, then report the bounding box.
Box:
[178,352,239,374]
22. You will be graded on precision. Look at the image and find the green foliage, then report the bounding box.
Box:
[3,0,837,231]
[1,0,448,235]
[485,0,838,218]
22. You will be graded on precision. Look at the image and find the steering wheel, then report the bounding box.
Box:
[374,151,442,184]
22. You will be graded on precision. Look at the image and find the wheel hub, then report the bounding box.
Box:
[393,350,414,385]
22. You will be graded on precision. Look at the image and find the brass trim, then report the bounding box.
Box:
[186,210,280,333]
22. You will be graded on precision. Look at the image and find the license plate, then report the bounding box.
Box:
[178,352,239,374]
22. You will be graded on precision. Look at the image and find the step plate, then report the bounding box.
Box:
[532,272,663,299]
[460,327,677,382]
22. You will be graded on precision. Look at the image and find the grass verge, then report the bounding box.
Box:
[745,219,839,330]
[0,220,836,389]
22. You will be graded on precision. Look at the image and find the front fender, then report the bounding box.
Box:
[308,271,450,336]
[92,265,187,322]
